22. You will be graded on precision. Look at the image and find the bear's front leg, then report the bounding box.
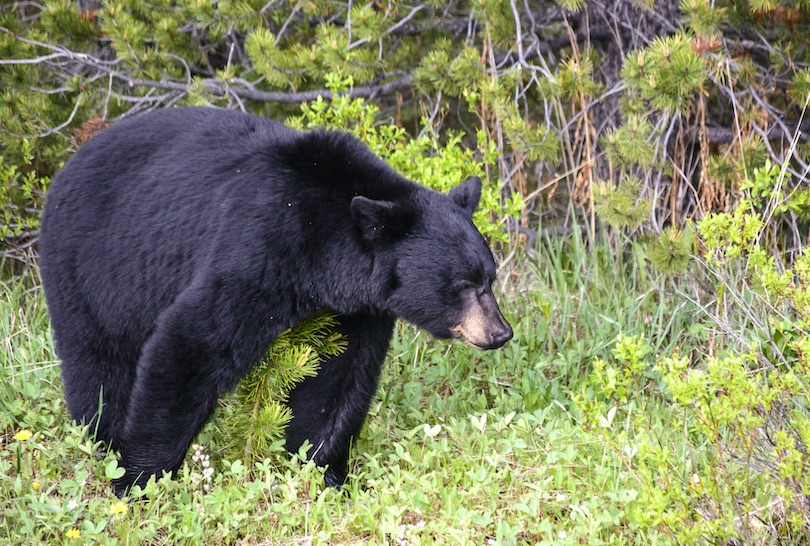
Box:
[113,283,278,496]
[286,312,395,487]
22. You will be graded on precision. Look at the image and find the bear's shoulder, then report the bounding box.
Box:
[270,128,420,203]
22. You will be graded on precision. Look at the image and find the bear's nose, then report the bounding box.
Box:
[489,324,513,348]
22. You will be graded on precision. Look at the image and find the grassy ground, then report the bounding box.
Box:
[0,234,778,545]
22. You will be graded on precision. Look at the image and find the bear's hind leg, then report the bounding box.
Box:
[286,312,396,487]
[61,349,135,447]
[55,316,137,448]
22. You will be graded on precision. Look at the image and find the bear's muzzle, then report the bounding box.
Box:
[451,290,512,350]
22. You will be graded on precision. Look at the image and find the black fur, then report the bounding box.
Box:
[39,107,509,495]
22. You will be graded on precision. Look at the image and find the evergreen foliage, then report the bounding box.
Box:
[646,223,693,275]
[601,116,657,170]
[222,313,345,471]
[621,32,707,114]
[593,176,650,231]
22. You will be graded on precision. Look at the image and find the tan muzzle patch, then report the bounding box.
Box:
[451,291,512,350]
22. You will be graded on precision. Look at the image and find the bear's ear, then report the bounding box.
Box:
[449,176,482,217]
[351,196,413,242]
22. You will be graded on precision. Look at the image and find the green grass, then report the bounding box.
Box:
[0,234,794,545]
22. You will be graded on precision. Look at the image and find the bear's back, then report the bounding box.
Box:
[40,107,421,343]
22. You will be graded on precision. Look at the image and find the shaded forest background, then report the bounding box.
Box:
[2,0,809,264]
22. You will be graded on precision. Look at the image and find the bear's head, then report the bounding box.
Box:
[351,176,513,350]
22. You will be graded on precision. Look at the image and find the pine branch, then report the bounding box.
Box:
[222,312,345,470]
[0,27,412,105]
[147,73,413,104]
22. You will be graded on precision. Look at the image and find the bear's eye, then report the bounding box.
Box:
[454,280,477,292]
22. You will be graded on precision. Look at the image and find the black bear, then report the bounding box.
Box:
[39,107,512,495]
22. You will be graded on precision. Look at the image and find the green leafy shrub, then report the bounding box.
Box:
[574,193,810,542]
[0,140,50,252]
[576,333,810,543]
[739,160,810,230]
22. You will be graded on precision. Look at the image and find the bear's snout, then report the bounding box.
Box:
[451,291,512,350]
